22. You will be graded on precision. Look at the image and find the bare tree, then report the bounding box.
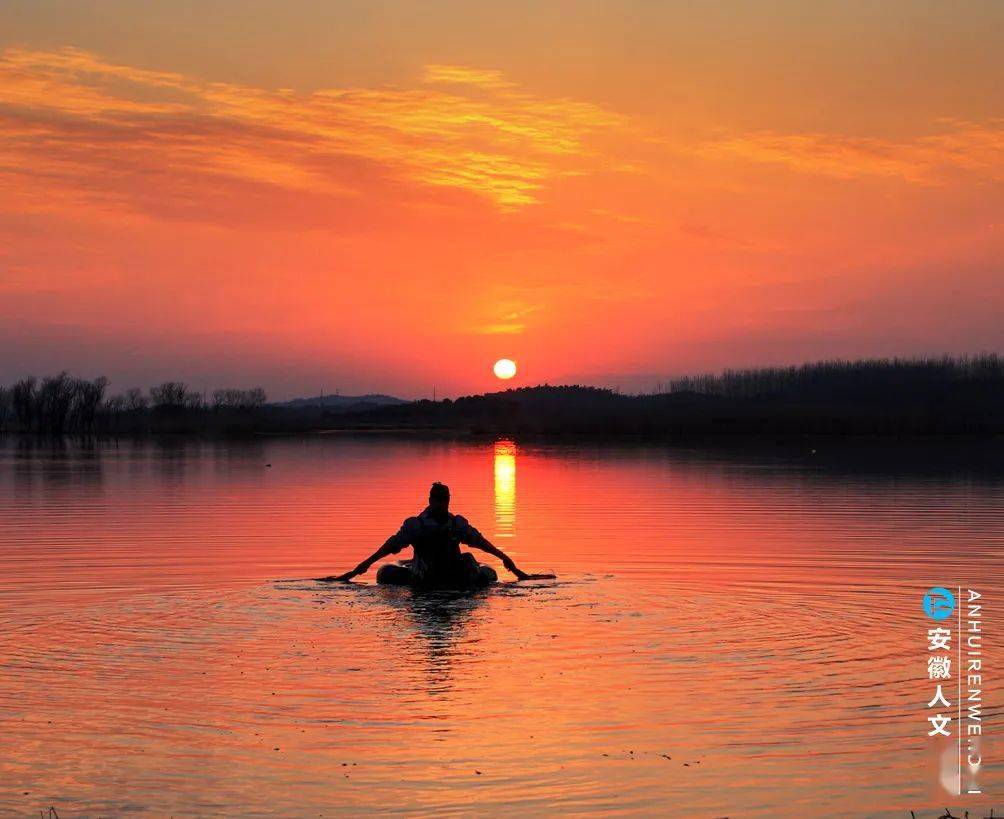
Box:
[0,386,9,432]
[150,381,189,410]
[101,393,126,431]
[212,387,268,410]
[104,394,126,413]
[72,377,108,432]
[11,377,36,430]
[211,388,234,409]
[184,391,205,411]
[37,372,76,434]
[246,387,267,408]
[125,387,148,411]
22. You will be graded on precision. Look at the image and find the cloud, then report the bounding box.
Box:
[422,64,516,90]
[478,323,526,334]
[0,47,628,218]
[9,45,998,234]
[702,120,1004,182]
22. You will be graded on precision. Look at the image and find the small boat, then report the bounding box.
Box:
[376,557,498,589]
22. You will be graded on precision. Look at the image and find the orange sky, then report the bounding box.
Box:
[1,1,1002,398]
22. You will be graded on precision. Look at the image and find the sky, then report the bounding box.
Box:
[1,0,1002,399]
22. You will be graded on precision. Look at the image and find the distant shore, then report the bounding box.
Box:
[3,355,1002,438]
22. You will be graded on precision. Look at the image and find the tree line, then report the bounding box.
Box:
[1,355,1001,437]
[339,355,1004,436]
[665,354,1004,400]
[0,373,267,434]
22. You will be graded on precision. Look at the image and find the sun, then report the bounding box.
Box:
[493,358,517,380]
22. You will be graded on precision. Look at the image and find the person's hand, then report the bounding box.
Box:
[317,571,356,583]
[507,562,530,581]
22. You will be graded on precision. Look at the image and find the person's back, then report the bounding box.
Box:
[322,481,555,587]
[387,483,497,586]
[405,506,466,581]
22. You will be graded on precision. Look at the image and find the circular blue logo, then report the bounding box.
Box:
[923,587,956,620]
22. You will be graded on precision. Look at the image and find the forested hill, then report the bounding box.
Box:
[335,357,1004,435]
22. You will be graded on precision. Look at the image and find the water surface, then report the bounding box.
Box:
[1,436,1001,816]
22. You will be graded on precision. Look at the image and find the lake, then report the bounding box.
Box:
[1,436,1001,816]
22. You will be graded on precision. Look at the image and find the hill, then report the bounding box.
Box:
[272,393,405,411]
[333,356,1004,435]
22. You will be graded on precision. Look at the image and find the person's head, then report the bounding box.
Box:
[428,481,450,515]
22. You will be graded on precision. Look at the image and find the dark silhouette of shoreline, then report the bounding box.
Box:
[335,354,1004,436]
[1,355,1001,437]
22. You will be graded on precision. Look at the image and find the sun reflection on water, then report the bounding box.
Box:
[493,439,516,538]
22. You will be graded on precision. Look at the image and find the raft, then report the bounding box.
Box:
[376,557,498,589]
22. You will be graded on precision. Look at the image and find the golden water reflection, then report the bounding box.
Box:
[493,439,516,538]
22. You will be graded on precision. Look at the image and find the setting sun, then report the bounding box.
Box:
[493,358,517,380]
[4,4,1004,817]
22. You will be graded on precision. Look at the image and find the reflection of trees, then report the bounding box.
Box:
[153,437,198,486]
[12,435,104,494]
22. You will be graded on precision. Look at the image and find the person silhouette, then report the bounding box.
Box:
[321,482,554,587]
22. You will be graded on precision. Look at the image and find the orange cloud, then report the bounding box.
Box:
[702,120,1004,182]
[0,47,627,213]
[422,64,517,90]
[7,46,999,228]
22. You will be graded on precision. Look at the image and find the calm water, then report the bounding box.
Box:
[1,436,1001,817]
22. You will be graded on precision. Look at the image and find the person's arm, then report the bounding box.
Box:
[455,517,531,579]
[319,524,410,582]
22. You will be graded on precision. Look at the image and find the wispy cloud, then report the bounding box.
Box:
[702,120,1004,182]
[479,323,526,334]
[0,47,627,215]
[422,64,517,90]
[7,45,999,232]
